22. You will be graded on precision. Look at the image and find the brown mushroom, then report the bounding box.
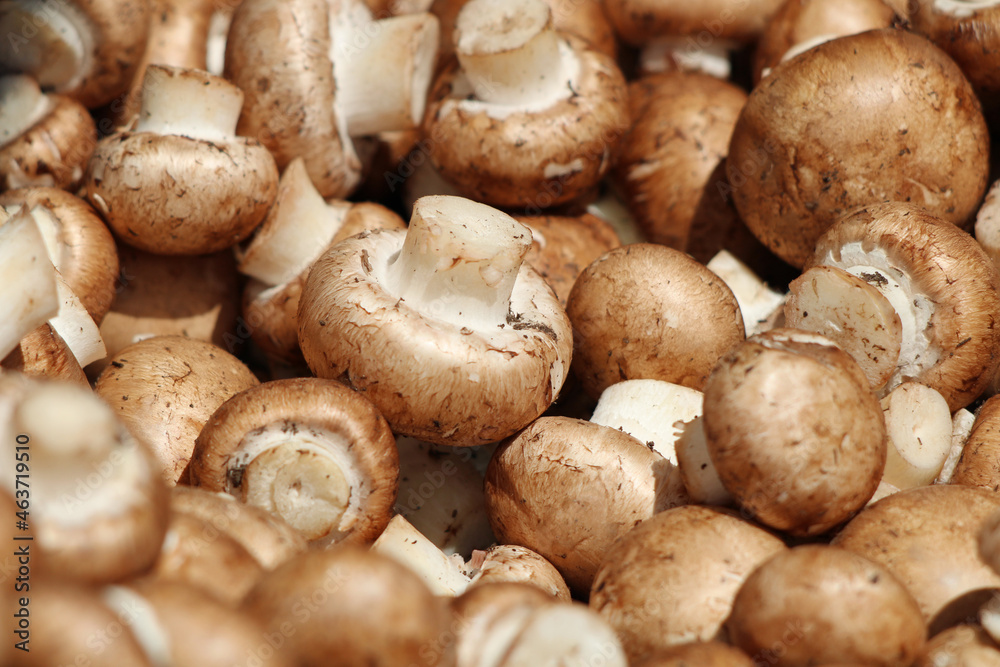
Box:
[0,209,59,361]
[469,544,572,602]
[953,395,1000,490]
[915,625,1000,667]
[2,323,87,386]
[635,643,756,667]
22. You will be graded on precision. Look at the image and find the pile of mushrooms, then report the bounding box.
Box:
[14,0,1000,664]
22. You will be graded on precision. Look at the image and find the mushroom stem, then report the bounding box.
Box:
[0,2,91,91]
[454,0,570,106]
[932,0,1000,17]
[134,65,243,142]
[332,12,439,137]
[0,210,59,360]
[382,195,532,330]
[639,37,734,79]
[0,76,52,148]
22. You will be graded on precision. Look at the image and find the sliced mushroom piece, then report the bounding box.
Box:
[298,195,572,447]
[95,335,260,485]
[0,74,96,192]
[189,378,399,546]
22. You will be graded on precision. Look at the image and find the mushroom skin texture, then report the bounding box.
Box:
[189,378,399,546]
[953,395,1000,490]
[0,0,150,109]
[84,65,279,256]
[833,485,1000,627]
[568,243,745,399]
[2,323,88,386]
[243,546,456,667]
[915,625,1000,667]
[807,203,1000,411]
[95,335,260,485]
[634,643,755,667]
[589,505,787,663]
[603,0,783,47]
[728,29,990,268]
[485,416,681,596]
[614,72,747,252]
[704,329,887,536]
[423,0,629,208]
[0,187,119,323]
[726,545,926,667]
[0,75,96,192]
[468,544,571,601]
[298,196,573,447]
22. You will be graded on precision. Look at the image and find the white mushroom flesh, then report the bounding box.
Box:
[707,250,786,336]
[0,209,59,359]
[205,10,232,77]
[880,382,953,489]
[224,420,366,544]
[370,515,471,596]
[821,242,938,396]
[102,586,172,667]
[451,0,582,118]
[675,415,732,506]
[3,204,65,271]
[639,36,734,79]
[0,75,53,148]
[933,0,1000,18]
[0,0,93,91]
[975,179,1000,270]
[50,271,106,367]
[589,379,703,465]
[379,195,532,330]
[936,408,976,484]
[134,66,244,143]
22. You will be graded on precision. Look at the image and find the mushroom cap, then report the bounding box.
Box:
[297,229,573,447]
[0,187,119,323]
[170,486,307,570]
[832,485,1000,627]
[953,394,1000,490]
[603,0,784,46]
[703,328,887,536]
[589,505,787,663]
[915,625,1000,667]
[95,335,260,485]
[753,0,897,84]
[243,545,455,667]
[189,377,399,545]
[568,243,745,398]
[614,72,747,251]
[0,93,96,192]
[469,544,572,601]
[809,202,1000,411]
[424,35,629,208]
[486,416,680,596]
[634,643,755,667]
[726,545,926,667]
[907,1,1000,96]
[224,0,361,199]
[728,28,989,268]
[2,323,87,386]
[86,131,278,255]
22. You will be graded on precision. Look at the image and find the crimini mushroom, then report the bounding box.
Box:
[800,203,1000,411]
[726,545,926,667]
[915,625,1000,667]
[613,72,747,252]
[753,0,897,83]
[634,643,755,667]
[703,328,886,536]
[422,0,629,208]
[567,243,744,399]
[225,0,439,198]
[953,395,1000,489]
[238,158,406,363]
[469,544,571,601]
[589,505,787,663]
[0,0,150,109]
[84,65,279,256]
[243,546,456,666]
[485,416,682,595]
[0,187,118,323]
[297,195,573,447]
[0,375,169,584]
[833,485,1000,629]
[727,29,989,268]
[0,75,96,192]
[95,335,260,484]
[189,378,399,546]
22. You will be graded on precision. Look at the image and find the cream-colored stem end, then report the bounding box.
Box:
[0,210,59,360]
[880,382,953,489]
[371,515,471,596]
[0,75,52,148]
[0,3,90,91]
[135,65,243,142]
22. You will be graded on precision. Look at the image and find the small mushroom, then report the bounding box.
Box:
[468,544,571,602]
[95,335,260,485]
[85,65,279,256]
[0,75,96,192]
[189,378,399,546]
[297,195,573,447]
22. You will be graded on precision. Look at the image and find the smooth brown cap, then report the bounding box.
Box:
[907,1,1000,96]
[603,0,784,46]
[953,395,1000,490]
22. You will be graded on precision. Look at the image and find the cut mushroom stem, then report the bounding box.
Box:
[0,75,51,146]
[706,250,785,337]
[50,272,106,367]
[0,2,90,91]
[881,382,953,489]
[383,195,532,330]
[371,515,472,595]
[932,0,1000,17]
[0,210,59,360]
[674,415,733,506]
[134,65,244,142]
[937,408,976,484]
[639,37,734,79]
[454,0,573,106]
[332,11,439,136]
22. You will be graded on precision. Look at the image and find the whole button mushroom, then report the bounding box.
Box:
[84,65,279,256]
[568,243,745,399]
[189,378,399,546]
[728,29,990,268]
[703,328,887,536]
[297,195,573,447]
[726,546,927,667]
[589,505,787,663]
[422,0,629,209]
